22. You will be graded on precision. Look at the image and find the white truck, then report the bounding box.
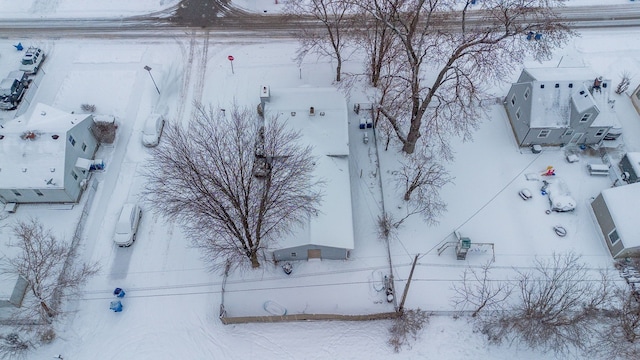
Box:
[19,47,45,75]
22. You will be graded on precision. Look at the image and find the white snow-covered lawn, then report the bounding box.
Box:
[0,1,639,359]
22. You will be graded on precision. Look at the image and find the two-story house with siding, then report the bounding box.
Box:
[0,103,99,204]
[504,67,620,148]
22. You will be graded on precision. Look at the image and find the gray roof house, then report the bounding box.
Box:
[261,86,355,262]
[0,103,99,204]
[505,67,620,147]
[590,182,640,259]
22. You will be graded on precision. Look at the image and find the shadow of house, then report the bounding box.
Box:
[261,86,354,262]
[504,68,620,148]
[591,182,640,258]
[0,103,99,204]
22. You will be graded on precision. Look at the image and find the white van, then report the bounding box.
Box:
[142,113,165,147]
[114,203,142,247]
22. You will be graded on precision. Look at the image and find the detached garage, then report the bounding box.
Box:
[591,182,640,258]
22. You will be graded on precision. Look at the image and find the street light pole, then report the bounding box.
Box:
[143,65,160,95]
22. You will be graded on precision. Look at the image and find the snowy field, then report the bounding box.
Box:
[0,1,639,360]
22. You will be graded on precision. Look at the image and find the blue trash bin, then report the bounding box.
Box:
[110,300,123,312]
[113,288,126,298]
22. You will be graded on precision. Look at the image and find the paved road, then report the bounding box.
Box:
[0,2,639,38]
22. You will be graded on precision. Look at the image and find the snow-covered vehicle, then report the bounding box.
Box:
[0,70,29,110]
[19,47,45,75]
[114,203,142,247]
[543,178,576,212]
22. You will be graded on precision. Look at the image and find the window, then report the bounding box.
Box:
[34,189,44,196]
[68,135,76,146]
[540,84,545,89]
[290,252,297,257]
[603,82,607,88]
[564,129,574,136]
[524,88,530,100]
[595,129,606,137]
[511,94,516,106]
[81,142,87,151]
[580,113,592,123]
[12,190,21,196]
[516,108,521,120]
[608,229,620,246]
[71,170,78,180]
[568,83,573,88]
[538,129,550,138]
[555,83,560,88]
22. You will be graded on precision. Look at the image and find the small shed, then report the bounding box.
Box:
[619,152,640,184]
[0,274,28,308]
[591,182,640,258]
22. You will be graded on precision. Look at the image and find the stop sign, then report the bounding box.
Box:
[228,55,234,61]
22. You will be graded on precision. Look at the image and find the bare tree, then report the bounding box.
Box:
[388,308,429,353]
[357,0,573,154]
[393,146,452,225]
[451,261,512,318]
[287,0,356,82]
[616,71,632,95]
[141,103,322,269]
[0,332,31,360]
[2,219,99,324]
[592,285,640,359]
[479,252,613,356]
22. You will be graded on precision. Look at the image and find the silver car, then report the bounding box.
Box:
[142,113,165,147]
[114,203,142,247]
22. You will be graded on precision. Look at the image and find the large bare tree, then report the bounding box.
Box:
[2,219,99,324]
[287,0,356,82]
[142,104,322,269]
[357,0,573,154]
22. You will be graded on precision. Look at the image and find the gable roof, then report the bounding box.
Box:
[601,182,640,250]
[0,103,92,189]
[519,67,618,129]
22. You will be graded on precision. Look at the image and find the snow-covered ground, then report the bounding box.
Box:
[0,1,639,359]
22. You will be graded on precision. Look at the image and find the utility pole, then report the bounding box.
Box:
[398,254,419,314]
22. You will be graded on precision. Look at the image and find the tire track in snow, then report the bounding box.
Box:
[189,29,209,119]
[174,30,196,125]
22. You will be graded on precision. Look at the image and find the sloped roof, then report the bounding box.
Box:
[520,67,618,129]
[601,182,640,249]
[0,103,92,189]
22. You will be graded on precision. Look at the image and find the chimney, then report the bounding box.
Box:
[309,106,315,116]
[259,85,270,113]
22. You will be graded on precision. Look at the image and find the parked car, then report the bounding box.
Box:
[19,47,45,75]
[0,71,29,110]
[114,203,142,247]
[141,113,165,147]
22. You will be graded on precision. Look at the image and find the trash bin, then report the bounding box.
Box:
[110,300,123,312]
[531,145,542,154]
[113,288,126,298]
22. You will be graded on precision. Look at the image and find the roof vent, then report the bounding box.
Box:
[291,112,296,117]
[52,134,59,140]
[309,107,315,116]
[50,168,55,172]
[579,90,585,95]
[319,111,325,116]
[0,135,4,140]
[41,111,46,116]
[21,168,27,172]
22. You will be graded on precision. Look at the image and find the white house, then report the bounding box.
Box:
[261,86,354,261]
[0,103,99,204]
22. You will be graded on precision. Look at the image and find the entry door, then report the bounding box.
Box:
[307,249,321,259]
[569,133,584,145]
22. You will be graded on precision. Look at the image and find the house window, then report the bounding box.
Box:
[540,84,545,89]
[568,83,573,88]
[290,252,297,257]
[555,83,560,88]
[580,113,592,123]
[524,88,530,100]
[68,135,76,146]
[564,129,574,136]
[81,142,87,152]
[595,129,606,137]
[516,108,521,120]
[12,190,21,196]
[603,82,607,88]
[538,129,550,138]
[511,94,516,106]
[608,229,620,246]
[34,189,44,196]
[636,90,640,100]
[71,170,78,180]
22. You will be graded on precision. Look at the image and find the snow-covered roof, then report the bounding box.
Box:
[278,155,354,250]
[264,86,354,251]
[522,67,617,129]
[601,182,640,249]
[626,152,640,176]
[0,103,91,189]
[263,86,349,156]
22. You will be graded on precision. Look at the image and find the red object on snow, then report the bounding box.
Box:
[227,55,234,61]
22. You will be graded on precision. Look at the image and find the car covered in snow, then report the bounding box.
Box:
[114,203,142,247]
[19,47,45,75]
[141,113,165,147]
[543,178,576,212]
